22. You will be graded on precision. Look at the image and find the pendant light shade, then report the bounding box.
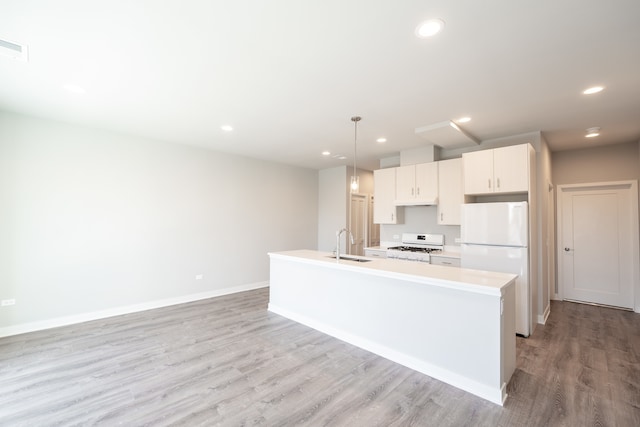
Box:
[350,116,362,194]
[350,175,359,192]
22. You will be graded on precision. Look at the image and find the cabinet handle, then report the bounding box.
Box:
[391,213,394,221]
[488,179,491,188]
[497,178,500,189]
[440,213,443,221]
[417,187,420,195]
[411,187,414,196]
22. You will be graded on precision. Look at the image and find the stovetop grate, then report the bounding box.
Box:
[387,246,442,253]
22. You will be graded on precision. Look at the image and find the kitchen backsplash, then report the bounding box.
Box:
[379,205,461,248]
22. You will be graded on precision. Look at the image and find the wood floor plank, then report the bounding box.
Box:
[1,288,640,426]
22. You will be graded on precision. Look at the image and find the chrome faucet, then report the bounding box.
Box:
[336,228,355,260]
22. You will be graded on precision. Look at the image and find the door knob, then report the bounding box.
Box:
[564,247,571,251]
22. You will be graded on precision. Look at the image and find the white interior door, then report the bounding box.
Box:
[349,194,367,256]
[558,182,638,309]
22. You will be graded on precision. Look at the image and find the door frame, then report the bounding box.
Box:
[349,193,369,255]
[540,180,555,324]
[556,180,640,312]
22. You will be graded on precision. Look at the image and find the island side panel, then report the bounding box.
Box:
[501,281,516,390]
[268,255,513,405]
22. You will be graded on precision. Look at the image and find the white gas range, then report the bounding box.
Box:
[386,233,444,262]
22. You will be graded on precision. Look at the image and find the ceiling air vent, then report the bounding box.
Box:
[415,120,480,149]
[0,37,28,61]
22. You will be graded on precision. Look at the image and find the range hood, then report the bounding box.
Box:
[394,197,438,206]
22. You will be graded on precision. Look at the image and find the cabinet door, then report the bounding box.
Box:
[364,248,386,258]
[493,144,529,193]
[430,255,461,267]
[395,165,416,203]
[463,149,494,195]
[437,158,463,225]
[415,162,438,203]
[374,168,399,224]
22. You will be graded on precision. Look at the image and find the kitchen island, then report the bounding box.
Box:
[268,250,516,405]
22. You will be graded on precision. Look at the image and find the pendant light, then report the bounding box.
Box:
[350,116,362,193]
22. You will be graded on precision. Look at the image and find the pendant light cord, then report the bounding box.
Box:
[351,116,361,178]
[353,119,357,174]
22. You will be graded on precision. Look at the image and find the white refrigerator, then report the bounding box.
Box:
[460,202,530,337]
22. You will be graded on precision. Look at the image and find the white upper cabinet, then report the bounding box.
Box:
[395,165,415,202]
[463,149,494,195]
[416,163,439,203]
[395,162,438,205]
[437,158,463,225]
[374,168,402,224]
[493,144,529,193]
[463,144,530,195]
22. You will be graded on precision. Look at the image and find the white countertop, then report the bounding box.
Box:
[269,250,515,296]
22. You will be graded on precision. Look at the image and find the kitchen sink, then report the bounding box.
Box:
[327,255,372,263]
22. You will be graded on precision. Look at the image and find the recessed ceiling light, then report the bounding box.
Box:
[456,117,471,123]
[376,138,387,143]
[322,151,331,156]
[583,86,604,95]
[63,84,86,94]
[585,127,600,138]
[416,19,445,38]
[220,125,233,132]
[338,156,347,160]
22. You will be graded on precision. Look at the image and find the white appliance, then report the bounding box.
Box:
[387,233,444,262]
[460,202,530,337]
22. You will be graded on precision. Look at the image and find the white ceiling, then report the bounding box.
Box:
[1,0,639,170]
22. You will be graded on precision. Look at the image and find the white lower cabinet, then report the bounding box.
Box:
[430,255,461,267]
[364,248,387,258]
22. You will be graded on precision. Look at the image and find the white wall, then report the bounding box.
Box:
[552,140,640,307]
[552,141,640,184]
[380,206,461,247]
[317,166,347,252]
[0,111,318,332]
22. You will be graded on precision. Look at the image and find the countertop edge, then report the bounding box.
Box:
[269,250,515,297]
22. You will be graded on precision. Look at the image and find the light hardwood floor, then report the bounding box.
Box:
[1,288,639,426]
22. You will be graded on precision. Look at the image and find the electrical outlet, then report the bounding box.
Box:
[195,274,203,280]
[1,299,16,306]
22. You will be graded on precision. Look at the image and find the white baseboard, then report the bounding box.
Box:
[537,303,551,325]
[0,281,269,338]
